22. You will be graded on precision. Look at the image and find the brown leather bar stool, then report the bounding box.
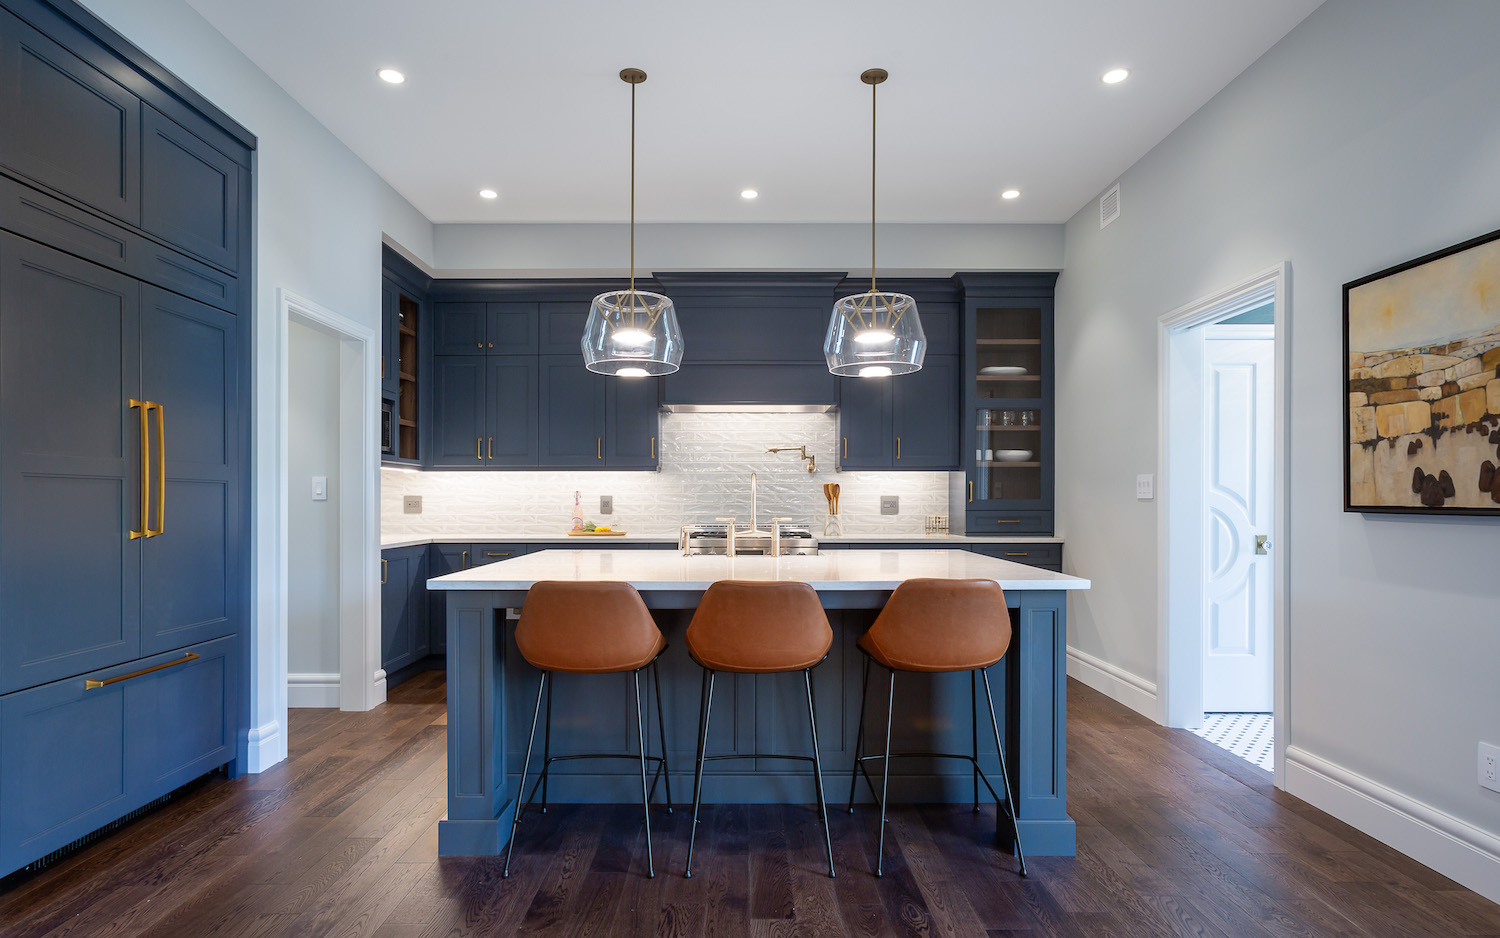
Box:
[504,581,672,878]
[683,581,836,879]
[848,578,1027,878]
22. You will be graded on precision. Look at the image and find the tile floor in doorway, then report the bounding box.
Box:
[1190,712,1273,771]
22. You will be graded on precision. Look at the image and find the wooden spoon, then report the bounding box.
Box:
[832,483,840,515]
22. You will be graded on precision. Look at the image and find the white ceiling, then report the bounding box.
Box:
[183,0,1323,225]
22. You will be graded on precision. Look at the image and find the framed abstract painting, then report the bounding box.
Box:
[1344,227,1500,514]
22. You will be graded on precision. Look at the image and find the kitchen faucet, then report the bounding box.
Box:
[767,445,817,474]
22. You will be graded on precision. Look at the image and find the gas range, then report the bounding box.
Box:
[678,521,819,557]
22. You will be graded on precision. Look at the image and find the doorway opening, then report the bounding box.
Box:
[1158,265,1290,783]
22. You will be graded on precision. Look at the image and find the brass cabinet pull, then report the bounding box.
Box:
[461,550,469,569]
[486,551,510,557]
[85,652,199,690]
[968,480,974,503]
[148,402,165,536]
[381,558,388,584]
[477,341,483,349]
[651,436,656,459]
[488,437,493,459]
[477,437,483,459]
[843,437,848,459]
[129,399,149,539]
[997,519,1021,524]
[1004,552,1028,557]
[488,341,493,348]
[896,436,901,460]
[597,437,602,460]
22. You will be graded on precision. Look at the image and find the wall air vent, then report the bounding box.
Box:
[1100,183,1121,229]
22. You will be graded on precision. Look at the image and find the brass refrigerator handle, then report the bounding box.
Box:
[85,652,199,690]
[148,402,165,536]
[129,399,148,538]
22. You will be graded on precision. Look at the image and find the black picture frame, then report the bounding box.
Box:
[1343,226,1500,515]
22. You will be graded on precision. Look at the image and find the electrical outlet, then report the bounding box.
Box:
[1136,474,1155,500]
[599,495,613,515]
[880,495,899,515]
[403,495,422,514]
[1481,742,1500,794]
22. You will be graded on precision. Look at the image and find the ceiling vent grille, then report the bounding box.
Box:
[1100,183,1121,229]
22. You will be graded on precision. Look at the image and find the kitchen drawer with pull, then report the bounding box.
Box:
[965,543,1062,571]
[964,510,1053,535]
[470,543,533,566]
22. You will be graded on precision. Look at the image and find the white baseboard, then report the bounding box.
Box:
[1066,646,1158,720]
[245,718,284,774]
[288,672,341,709]
[1285,746,1500,903]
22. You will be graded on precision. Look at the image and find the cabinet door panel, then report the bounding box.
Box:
[485,358,537,466]
[538,356,605,467]
[893,356,958,468]
[433,302,486,355]
[607,376,660,467]
[0,674,130,872]
[427,544,469,655]
[0,235,141,693]
[538,303,588,354]
[0,8,140,223]
[486,302,537,354]
[140,107,239,272]
[430,356,486,468]
[381,549,416,673]
[381,278,398,394]
[131,636,235,789]
[140,287,238,654]
[837,376,891,468]
[408,547,429,661]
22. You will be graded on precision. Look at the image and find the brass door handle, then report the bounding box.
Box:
[147,402,164,536]
[488,437,493,459]
[85,652,199,689]
[130,399,149,539]
[461,550,469,569]
[381,558,388,584]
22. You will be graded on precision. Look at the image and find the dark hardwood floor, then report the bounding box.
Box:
[3,671,1498,937]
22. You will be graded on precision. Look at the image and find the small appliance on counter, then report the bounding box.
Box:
[679,521,818,557]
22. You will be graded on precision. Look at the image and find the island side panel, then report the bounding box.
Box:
[438,589,517,856]
[1011,589,1075,855]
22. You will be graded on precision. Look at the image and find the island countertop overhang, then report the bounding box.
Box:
[425,548,1090,593]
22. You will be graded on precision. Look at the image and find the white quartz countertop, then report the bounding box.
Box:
[426,548,1089,592]
[382,533,1063,550]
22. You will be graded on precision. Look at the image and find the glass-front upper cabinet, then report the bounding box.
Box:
[958,274,1057,533]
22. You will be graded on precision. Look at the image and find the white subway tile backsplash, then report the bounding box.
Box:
[381,413,951,538]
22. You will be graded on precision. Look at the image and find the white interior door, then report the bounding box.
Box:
[1202,326,1273,712]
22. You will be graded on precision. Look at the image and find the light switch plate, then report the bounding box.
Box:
[599,495,613,515]
[311,476,327,501]
[880,495,899,515]
[1481,742,1500,794]
[1136,474,1155,500]
[403,495,422,514]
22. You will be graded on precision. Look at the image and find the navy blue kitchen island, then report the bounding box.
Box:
[428,549,1088,858]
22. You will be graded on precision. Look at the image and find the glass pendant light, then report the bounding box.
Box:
[825,68,925,378]
[583,68,683,376]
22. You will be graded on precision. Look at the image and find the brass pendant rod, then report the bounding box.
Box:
[630,78,636,294]
[870,77,877,294]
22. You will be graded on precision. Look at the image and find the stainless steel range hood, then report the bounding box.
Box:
[661,403,836,414]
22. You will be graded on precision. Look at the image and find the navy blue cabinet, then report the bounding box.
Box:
[663,362,836,407]
[433,302,486,354]
[382,278,399,396]
[837,355,957,470]
[488,302,539,354]
[538,354,605,466]
[380,545,428,679]
[607,376,661,467]
[486,358,538,466]
[431,356,487,468]
[140,106,240,272]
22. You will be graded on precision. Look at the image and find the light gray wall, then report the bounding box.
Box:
[77,0,435,761]
[287,322,340,683]
[433,222,1064,277]
[1056,0,1500,846]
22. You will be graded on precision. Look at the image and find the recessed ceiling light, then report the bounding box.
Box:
[1001,189,1021,200]
[479,189,498,200]
[1102,68,1130,85]
[741,189,758,200]
[377,68,406,85]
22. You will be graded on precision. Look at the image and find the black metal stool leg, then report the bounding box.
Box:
[652,658,673,812]
[971,670,980,814]
[504,671,547,878]
[804,669,835,878]
[981,667,1027,877]
[632,668,655,878]
[685,669,715,878]
[540,672,553,814]
[876,667,895,878]
[848,654,871,813]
